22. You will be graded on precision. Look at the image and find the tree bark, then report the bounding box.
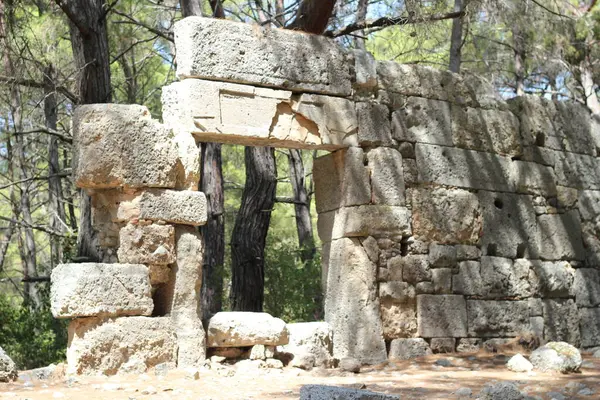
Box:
[354,0,368,50]
[288,149,315,262]
[288,0,337,34]
[230,146,277,312]
[449,0,463,73]
[55,0,112,262]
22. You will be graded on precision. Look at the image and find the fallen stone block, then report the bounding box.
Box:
[277,322,333,368]
[50,263,153,318]
[207,312,289,347]
[117,223,176,265]
[388,338,432,361]
[67,317,177,375]
[174,17,352,96]
[0,346,17,382]
[139,190,207,226]
[73,104,178,189]
[300,385,400,400]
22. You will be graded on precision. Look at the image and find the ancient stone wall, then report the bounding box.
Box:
[52,16,600,374]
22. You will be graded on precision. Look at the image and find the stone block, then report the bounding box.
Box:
[555,151,600,189]
[417,295,467,338]
[411,187,481,245]
[356,102,393,146]
[278,322,333,368]
[530,316,544,338]
[537,211,584,260]
[530,261,574,298]
[528,297,543,316]
[50,263,153,319]
[403,256,432,284]
[325,238,387,364]
[478,191,538,259]
[456,245,481,260]
[175,17,351,96]
[582,221,600,267]
[67,317,177,375]
[402,159,417,185]
[313,148,370,214]
[466,300,530,337]
[520,146,556,166]
[367,147,405,206]
[508,95,557,147]
[117,223,175,265]
[552,101,599,155]
[432,268,452,294]
[300,385,400,400]
[573,269,600,307]
[148,265,170,286]
[0,346,17,383]
[480,256,531,299]
[207,312,289,347]
[512,160,557,196]
[416,282,434,294]
[543,299,580,345]
[430,338,456,353]
[163,79,356,150]
[457,338,481,353]
[318,206,412,242]
[73,104,178,189]
[354,50,378,89]
[580,308,600,348]
[398,142,415,158]
[139,190,207,226]
[452,261,483,296]
[451,105,522,156]
[392,97,452,146]
[388,338,432,361]
[429,243,458,267]
[416,144,514,192]
[380,299,417,340]
[578,190,600,221]
[90,189,142,224]
[379,281,415,302]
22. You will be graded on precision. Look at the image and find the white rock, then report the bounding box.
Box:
[530,342,582,373]
[507,354,533,372]
[207,312,289,347]
[0,346,17,382]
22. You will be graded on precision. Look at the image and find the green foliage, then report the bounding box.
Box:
[0,286,67,370]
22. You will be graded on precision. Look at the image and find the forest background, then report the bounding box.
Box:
[0,0,598,369]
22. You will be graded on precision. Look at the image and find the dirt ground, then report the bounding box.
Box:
[1,352,599,400]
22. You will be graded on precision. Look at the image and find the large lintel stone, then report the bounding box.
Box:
[174,17,351,96]
[50,263,153,319]
[139,190,207,226]
[73,104,178,189]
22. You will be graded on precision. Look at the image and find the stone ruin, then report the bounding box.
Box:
[50,16,600,375]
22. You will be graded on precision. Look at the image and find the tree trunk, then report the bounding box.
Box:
[288,0,337,34]
[288,150,315,262]
[230,146,277,312]
[45,64,66,267]
[181,0,203,17]
[354,0,368,50]
[55,0,112,262]
[449,0,463,73]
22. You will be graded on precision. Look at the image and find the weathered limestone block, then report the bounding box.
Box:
[478,191,538,259]
[432,268,452,294]
[380,299,417,339]
[512,160,557,196]
[117,223,176,265]
[508,95,557,147]
[163,79,357,149]
[139,190,207,226]
[555,151,600,189]
[325,238,387,364]
[480,256,531,299]
[411,187,481,245]
[430,338,456,353]
[91,189,142,223]
[356,102,393,146]
[173,130,200,191]
[388,338,432,360]
[313,148,370,214]
[417,295,467,338]
[537,211,584,261]
[148,264,170,285]
[530,342,582,373]
[573,269,600,307]
[580,308,600,348]
[428,243,458,268]
[317,206,411,242]
[67,317,177,375]
[402,159,418,185]
[457,338,482,353]
[174,17,352,96]
[392,97,453,146]
[300,385,400,400]
[379,281,416,301]
[416,144,514,192]
[207,312,289,347]
[452,261,483,296]
[50,263,153,319]
[552,101,600,155]
[528,298,544,316]
[0,346,17,382]
[451,105,522,156]
[416,282,434,294]
[456,245,481,260]
[531,261,575,298]
[367,147,405,206]
[377,62,475,106]
[531,316,545,338]
[466,300,530,338]
[403,257,432,284]
[582,221,600,267]
[73,104,178,189]
[543,299,580,345]
[354,50,378,89]
[520,146,556,166]
[169,226,206,367]
[578,190,600,221]
[278,322,333,368]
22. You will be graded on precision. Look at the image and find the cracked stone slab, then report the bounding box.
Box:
[50,263,153,318]
[174,17,352,96]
